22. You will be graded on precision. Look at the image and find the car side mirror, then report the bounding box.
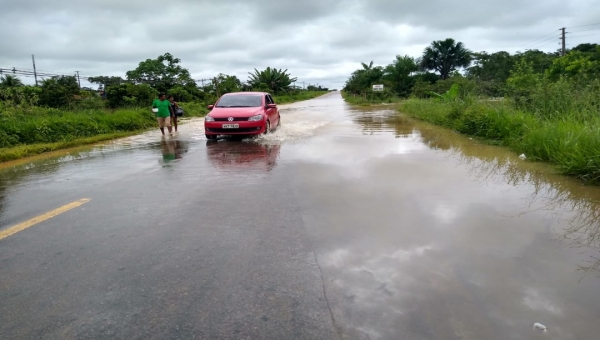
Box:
[207,105,214,110]
[267,104,277,109]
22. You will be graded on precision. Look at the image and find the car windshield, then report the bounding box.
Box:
[216,95,262,108]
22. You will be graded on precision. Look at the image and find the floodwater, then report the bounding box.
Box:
[1,92,600,339]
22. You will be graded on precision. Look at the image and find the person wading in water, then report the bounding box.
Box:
[152,94,174,136]
[169,95,180,132]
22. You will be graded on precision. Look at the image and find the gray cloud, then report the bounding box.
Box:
[1,0,599,89]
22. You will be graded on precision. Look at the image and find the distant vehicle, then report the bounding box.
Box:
[204,92,281,140]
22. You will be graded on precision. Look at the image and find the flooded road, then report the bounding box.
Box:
[1,92,600,339]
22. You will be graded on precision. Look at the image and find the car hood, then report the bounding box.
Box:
[208,107,263,118]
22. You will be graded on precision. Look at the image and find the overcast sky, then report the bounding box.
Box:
[2,0,600,89]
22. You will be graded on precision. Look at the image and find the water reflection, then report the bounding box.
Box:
[353,109,600,281]
[159,138,190,165]
[205,140,280,172]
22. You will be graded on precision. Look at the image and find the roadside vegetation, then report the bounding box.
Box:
[0,54,329,160]
[342,39,600,184]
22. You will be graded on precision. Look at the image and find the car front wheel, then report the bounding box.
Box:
[264,121,271,134]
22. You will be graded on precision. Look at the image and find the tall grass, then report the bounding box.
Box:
[400,98,600,183]
[341,91,402,106]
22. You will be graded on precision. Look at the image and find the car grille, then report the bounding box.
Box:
[213,117,249,121]
[207,127,262,133]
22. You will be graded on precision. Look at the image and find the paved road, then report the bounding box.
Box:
[2,92,600,339]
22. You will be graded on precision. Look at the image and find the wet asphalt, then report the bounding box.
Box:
[1,92,600,340]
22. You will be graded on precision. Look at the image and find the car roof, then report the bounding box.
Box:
[223,92,268,96]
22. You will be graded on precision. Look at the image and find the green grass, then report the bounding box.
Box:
[0,131,146,162]
[398,98,600,184]
[341,91,403,106]
[0,102,212,162]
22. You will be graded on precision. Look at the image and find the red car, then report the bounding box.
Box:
[204,92,281,140]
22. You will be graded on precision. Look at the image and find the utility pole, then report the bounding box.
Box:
[32,55,38,86]
[561,27,566,56]
[214,77,220,97]
[76,71,81,87]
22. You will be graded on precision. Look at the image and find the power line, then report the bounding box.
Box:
[527,35,561,49]
[517,29,560,48]
[567,22,600,29]
[568,27,600,33]
[536,39,561,49]
[568,33,600,39]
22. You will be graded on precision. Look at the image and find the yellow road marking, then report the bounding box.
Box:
[0,198,91,241]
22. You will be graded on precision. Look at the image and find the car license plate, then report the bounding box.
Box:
[222,124,239,129]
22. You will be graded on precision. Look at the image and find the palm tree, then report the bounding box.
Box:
[361,61,374,71]
[384,55,417,96]
[247,67,297,94]
[0,75,24,88]
[420,38,472,79]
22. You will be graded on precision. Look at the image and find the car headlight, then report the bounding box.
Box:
[205,116,215,122]
[248,115,263,122]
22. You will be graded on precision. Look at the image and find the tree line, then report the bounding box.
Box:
[0,53,328,110]
[343,38,600,99]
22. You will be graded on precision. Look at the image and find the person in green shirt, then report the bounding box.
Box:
[152,94,174,136]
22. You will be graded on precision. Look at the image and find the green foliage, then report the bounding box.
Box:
[546,48,600,81]
[506,59,541,101]
[106,83,157,108]
[0,85,41,106]
[0,107,156,148]
[87,76,125,91]
[126,53,195,93]
[247,67,297,94]
[401,90,600,183]
[411,77,479,99]
[177,102,209,116]
[0,75,24,88]
[420,38,472,79]
[167,85,194,102]
[515,49,558,74]
[343,61,385,95]
[384,55,418,97]
[468,51,515,82]
[38,76,80,108]
[430,83,460,101]
[75,96,107,110]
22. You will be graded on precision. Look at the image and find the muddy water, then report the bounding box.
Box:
[1,92,600,339]
[278,96,600,340]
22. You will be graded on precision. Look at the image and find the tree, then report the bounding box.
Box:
[87,76,125,90]
[571,43,599,53]
[514,49,558,74]
[106,83,157,108]
[0,75,24,88]
[247,67,297,94]
[213,74,243,95]
[38,76,80,108]
[343,61,385,95]
[468,51,515,83]
[384,55,418,96]
[420,38,472,79]
[126,53,195,93]
[546,49,600,81]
